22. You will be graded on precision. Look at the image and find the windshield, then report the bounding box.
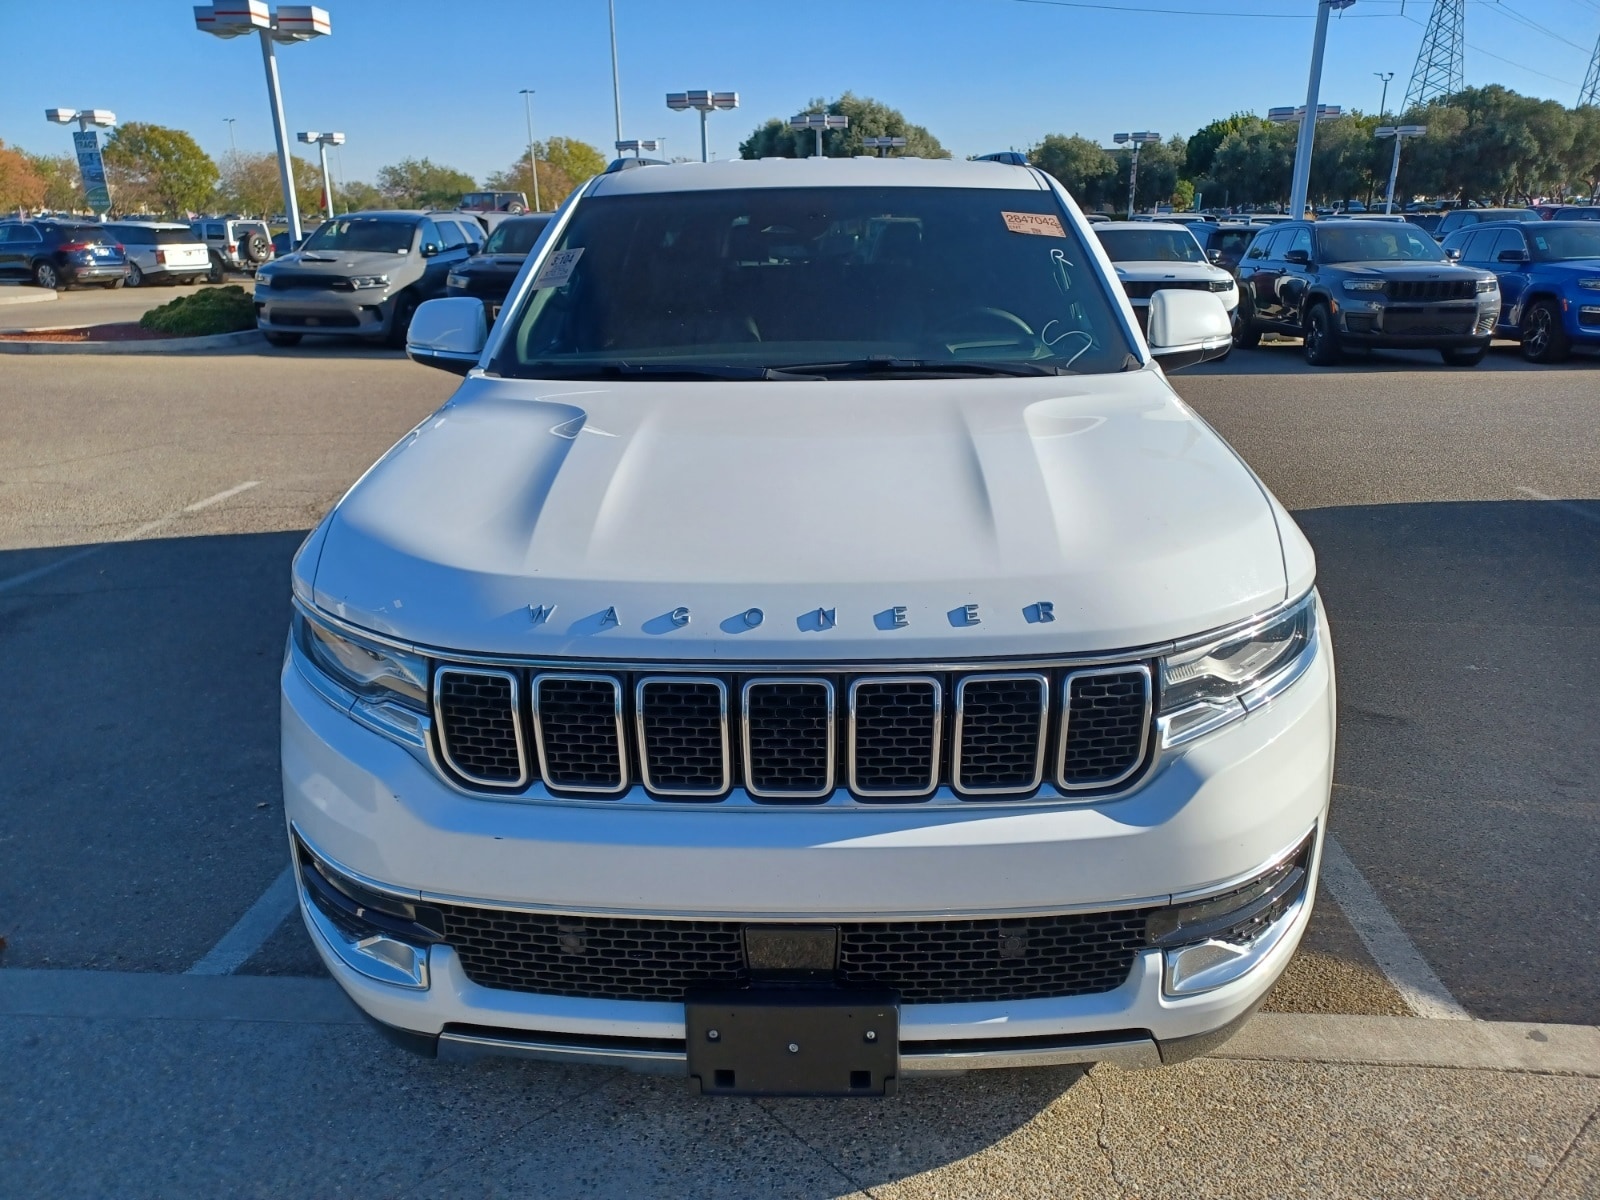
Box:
[484,216,551,255]
[1529,225,1600,260]
[1317,224,1445,263]
[301,217,415,254]
[1095,227,1205,263]
[1483,210,1544,223]
[491,187,1135,379]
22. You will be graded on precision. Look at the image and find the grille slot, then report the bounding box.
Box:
[742,679,835,801]
[1119,279,1213,300]
[1385,279,1477,302]
[848,677,942,799]
[1059,666,1152,791]
[532,674,628,794]
[635,677,729,797]
[438,906,1154,1004]
[954,673,1049,795]
[434,669,526,787]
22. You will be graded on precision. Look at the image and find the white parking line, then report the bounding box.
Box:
[0,481,260,594]
[1321,835,1470,1020]
[1517,486,1600,526]
[186,866,297,976]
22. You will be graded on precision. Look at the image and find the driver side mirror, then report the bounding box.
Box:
[1146,289,1232,372]
[1444,246,1463,261]
[420,242,442,257]
[1206,248,1224,264]
[1284,248,1311,265]
[406,297,487,375]
[1497,248,1529,264]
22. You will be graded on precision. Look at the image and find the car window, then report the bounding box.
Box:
[1529,224,1600,259]
[1490,229,1527,261]
[1094,227,1205,263]
[484,216,551,254]
[110,226,152,245]
[205,223,224,238]
[155,228,197,245]
[493,186,1136,379]
[1245,230,1279,260]
[0,225,13,244]
[1316,224,1445,263]
[1215,230,1254,257]
[461,220,484,248]
[418,219,443,252]
[436,220,466,250]
[302,217,418,254]
[1286,227,1312,258]
[1453,231,1487,262]
[12,224,43,244]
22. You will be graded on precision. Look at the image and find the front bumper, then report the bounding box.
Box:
[256,290,395,337]
[1337,299,1496,347]
[281,618,1335,1069]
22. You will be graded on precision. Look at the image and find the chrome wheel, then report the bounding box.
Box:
[1523,307,1550,357]
[34,262,58,290]
[125,261,143,287]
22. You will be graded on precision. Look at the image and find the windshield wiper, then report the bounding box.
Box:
[520,361,825,382]
[778,358,1078,378]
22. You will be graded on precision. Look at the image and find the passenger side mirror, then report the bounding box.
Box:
[1444,246,1463,261]
[1206,248,1223,264]
[421,242,441,257]
[1146,289,1232,372]
[406,297,487,375]
[1284,248,1311,265]
[1497,248,1529,264]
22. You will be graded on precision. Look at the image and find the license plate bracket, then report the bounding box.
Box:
[686,989,898,1097]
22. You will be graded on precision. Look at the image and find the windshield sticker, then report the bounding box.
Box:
[1003,211,1066,238]
[531,247,585,289]
[1535,236,1549,250]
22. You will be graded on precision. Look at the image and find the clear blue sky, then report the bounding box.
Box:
[3,0,1598,188]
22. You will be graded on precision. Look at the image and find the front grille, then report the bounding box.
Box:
[268,272,353,291]
[1385,279,1477,302]
[1119,279,1213,300]
[1381,309,1478,336]
[272,312,360,328]
[435,663,1155,804]
[438,905,1155,1004]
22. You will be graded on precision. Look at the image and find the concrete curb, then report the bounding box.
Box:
[0,288,58,307]
[0,327,263,354]
[3,970,1598,1077]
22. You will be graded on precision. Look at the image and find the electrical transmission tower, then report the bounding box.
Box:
[1582,30,1600,108]
[1404,0,1465,111]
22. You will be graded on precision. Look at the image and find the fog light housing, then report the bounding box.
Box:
[1151,831,1315,997]
[294,832,443,989]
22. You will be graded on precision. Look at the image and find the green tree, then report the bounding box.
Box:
[1208,122,1297,207]
[336,179,385,213]
[374,157,478,208]
[739,93,947,159]
[1563,105,1600,199]
[1109,135,1186,213]
[24,152,80,211]
[485,158,573,211]
[539,136,606,184]
[1029,134,1117,209]
[102,122,218,215]
[1172,178,1196,209]
[213,151,323,220]
[1186,113,1262,179]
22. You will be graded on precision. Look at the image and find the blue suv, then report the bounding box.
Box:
[1442,221,1600,362]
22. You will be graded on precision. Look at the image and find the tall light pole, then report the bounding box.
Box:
[1376,125,1426,214]
[788,112,848,158]
[608,0,623,145]
[862,136,907,158]
[297,131,343,218]
[1113,132,1160,218]
[224,116,238,154]
[614,139,661,159]
[1288,0,1356,221]
[666,91,738,162]
[519,88,541,211]
[1373,71,1394,122]
[194,4,330,246]
[45,108,116,215]
[1270,104,1342,212]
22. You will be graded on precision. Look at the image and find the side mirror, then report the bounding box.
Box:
[406,297,487,375]
[1444,246,1463,262]
[1206,248,1223,264]
[1284,248,1311,265]
[1146,289,1232,372]
[420,242,441,257]
[1497,248,1529,264]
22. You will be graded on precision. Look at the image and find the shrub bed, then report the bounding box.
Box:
[138,286,257,337]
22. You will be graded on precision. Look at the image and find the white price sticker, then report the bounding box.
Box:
[531,247,585,289]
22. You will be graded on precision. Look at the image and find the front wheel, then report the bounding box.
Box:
[385,293,418,348]
[1440,344,1487,367]
[1520,300,1570,364]
[1302,304,1341,366]
[206,256,226,285]
[263,331,302,347]
[32,261,60,290]
[125,260,144,287]
[1232,296,1261,349]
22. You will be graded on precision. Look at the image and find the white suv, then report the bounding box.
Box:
[283,158,1332,1096]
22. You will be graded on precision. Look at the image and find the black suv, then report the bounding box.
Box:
[0,219,128,290]
[1233,219,1499,366]
[1193,222,1259,276]
[443,213,553,320]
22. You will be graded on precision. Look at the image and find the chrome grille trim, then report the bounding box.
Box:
[1057,665,1153,792]
[741,678,836,801]
[952,672,1050,796]
[433,668,528,789]
[531,672,629,795]
[634,675,730,798]
[847,676,942,799]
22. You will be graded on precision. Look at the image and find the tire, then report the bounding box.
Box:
[207,256,226,284]
[240,231,270,264]
[263,332,302,347]
[1520,299,1570,364]
[507,202,526,214]
[32,261,60,290]
[1302,303,1341,366]
[1440,344,1487,367]
[1231,296,1261,349]
[386,292,418,348]
[125,260,144,287]
[102,277,124,289]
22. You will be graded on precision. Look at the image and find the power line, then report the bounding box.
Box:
[1005,0,1388,18]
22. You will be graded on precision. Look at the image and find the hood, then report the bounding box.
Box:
[456,254,526,273]
[1338,261,1488,279]
[273,249,406,274]
[1112,261,1228,283]
[1536,259,1600,278]
[309,372,1296,660]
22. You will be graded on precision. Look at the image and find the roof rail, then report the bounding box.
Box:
[976,151,1029,166]
[603,157,669,174]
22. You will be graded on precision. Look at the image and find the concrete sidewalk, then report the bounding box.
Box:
[2,971,1595,1199]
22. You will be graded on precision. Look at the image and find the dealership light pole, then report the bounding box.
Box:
[194,3,330,246]
[862,136,906,157]
[1113,132,1160,218]
[1286,0,1356,220]
[614,139,661,158]
[297,130,343,217]
[608,0,623,144]
[1269,104,1342,212]
[45,108,116,215]
[1376,125,1426,214]
[1373,71,1394,122]
[666,91,738,162]
[519,88,541,211]
[789,112,848,158]
[224,116,238,154]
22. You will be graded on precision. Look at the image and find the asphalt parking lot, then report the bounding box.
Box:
[1,335,1596,1197]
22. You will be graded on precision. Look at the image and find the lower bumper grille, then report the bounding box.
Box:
[438,905,1155,1004]
[1380,308,1478,336]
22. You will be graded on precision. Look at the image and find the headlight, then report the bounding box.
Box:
[1578,278,1600,291]
[349,275,389,290]
[1476,277,1499,293]
[1208,278,1234,292]
[294,607,427,711]
[1342,279,1384,292]
[1158,592,1317,747]
[253,273,271,289]
[446,272,468,289]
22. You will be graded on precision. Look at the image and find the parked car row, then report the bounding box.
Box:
[0,219,129,289]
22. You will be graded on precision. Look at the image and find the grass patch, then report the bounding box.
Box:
[138,286,257,337]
